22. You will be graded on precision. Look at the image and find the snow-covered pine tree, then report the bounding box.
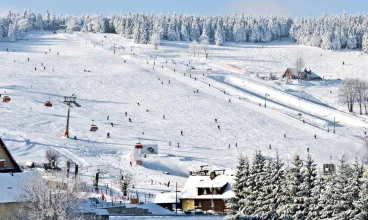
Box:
[225,154,250,220]
[346,34,357,49]
[8,22,18,41]
[180,21,189,41]
[338,158,362,218]
[132,16,141,44]
[215,21,224,46]
[331,32,342,50]
[266,152,285,219]
[354,173,368,219]
[167,15,179,41]
[321,32,332,50]
[277,155,304,219]
[239,151,265,218]
[0,22,5,40]
[308,174,326,219]
[318,172,336,219]
[36,13,43,30]
[299,154,318,219]
[331,155,356,219]
[190,17,200,41]
[362,33,368,53]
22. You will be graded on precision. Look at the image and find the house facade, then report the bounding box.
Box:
[0,138,22,173]
[283,68,322,81]
[180,170,235,214]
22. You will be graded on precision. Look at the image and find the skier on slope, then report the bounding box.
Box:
[180,131,183,136]
[107,132,110,138]
[125,112,127,117]
[107,115,109,120]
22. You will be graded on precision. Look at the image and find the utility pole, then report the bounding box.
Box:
[264,93,270,108]
[62,95,81,138]
[333,117,339,134]
[175,182,178,214]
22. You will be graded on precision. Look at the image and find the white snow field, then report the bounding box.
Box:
[1,31,368,207]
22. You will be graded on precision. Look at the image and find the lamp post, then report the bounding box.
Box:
[264,93,270,108]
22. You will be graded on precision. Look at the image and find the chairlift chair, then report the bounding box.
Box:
[44,97,52,107]
[90,120,98,132]
[3,96,11,102]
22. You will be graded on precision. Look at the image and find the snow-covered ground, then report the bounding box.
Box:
[1,31,368,211]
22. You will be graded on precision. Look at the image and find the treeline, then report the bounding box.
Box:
[225,152,368,219]
[0,9,292,44]
[290,13,368,52]
[338,79,368,114]
[2,10,368,52]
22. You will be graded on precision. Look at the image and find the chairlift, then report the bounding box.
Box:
[90,120,98,132]
[3,96,11,102]
[44,97,52,107]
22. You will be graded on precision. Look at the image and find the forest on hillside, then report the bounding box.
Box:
[1,10,368,52]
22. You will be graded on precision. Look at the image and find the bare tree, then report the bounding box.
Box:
[150,33,160,50]
[13,173,88,220]
[339,78,358,112]
[188,40,198,57]
[363,80,368,115]
[295,57,305,75]
[356,80,367,115]
[117,170,134,196]
[45,149,60,170]
[200,39,209,58]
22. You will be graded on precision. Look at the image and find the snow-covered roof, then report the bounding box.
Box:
[0,172,34,203]
[180,174,235,199]
[308,71,322,79]
[154,192,180,204]
[287,68,298,76]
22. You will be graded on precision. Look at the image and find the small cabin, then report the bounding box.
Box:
[299,68,322,81]
[282,68,299,79]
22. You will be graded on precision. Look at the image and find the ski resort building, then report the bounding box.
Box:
[180,169,235,214]
[282,68,299,79]
[283,68,322,81]
[299,69,322,81]
[0,138,22,173]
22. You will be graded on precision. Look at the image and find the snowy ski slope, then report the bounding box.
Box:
[1,31,367,198]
